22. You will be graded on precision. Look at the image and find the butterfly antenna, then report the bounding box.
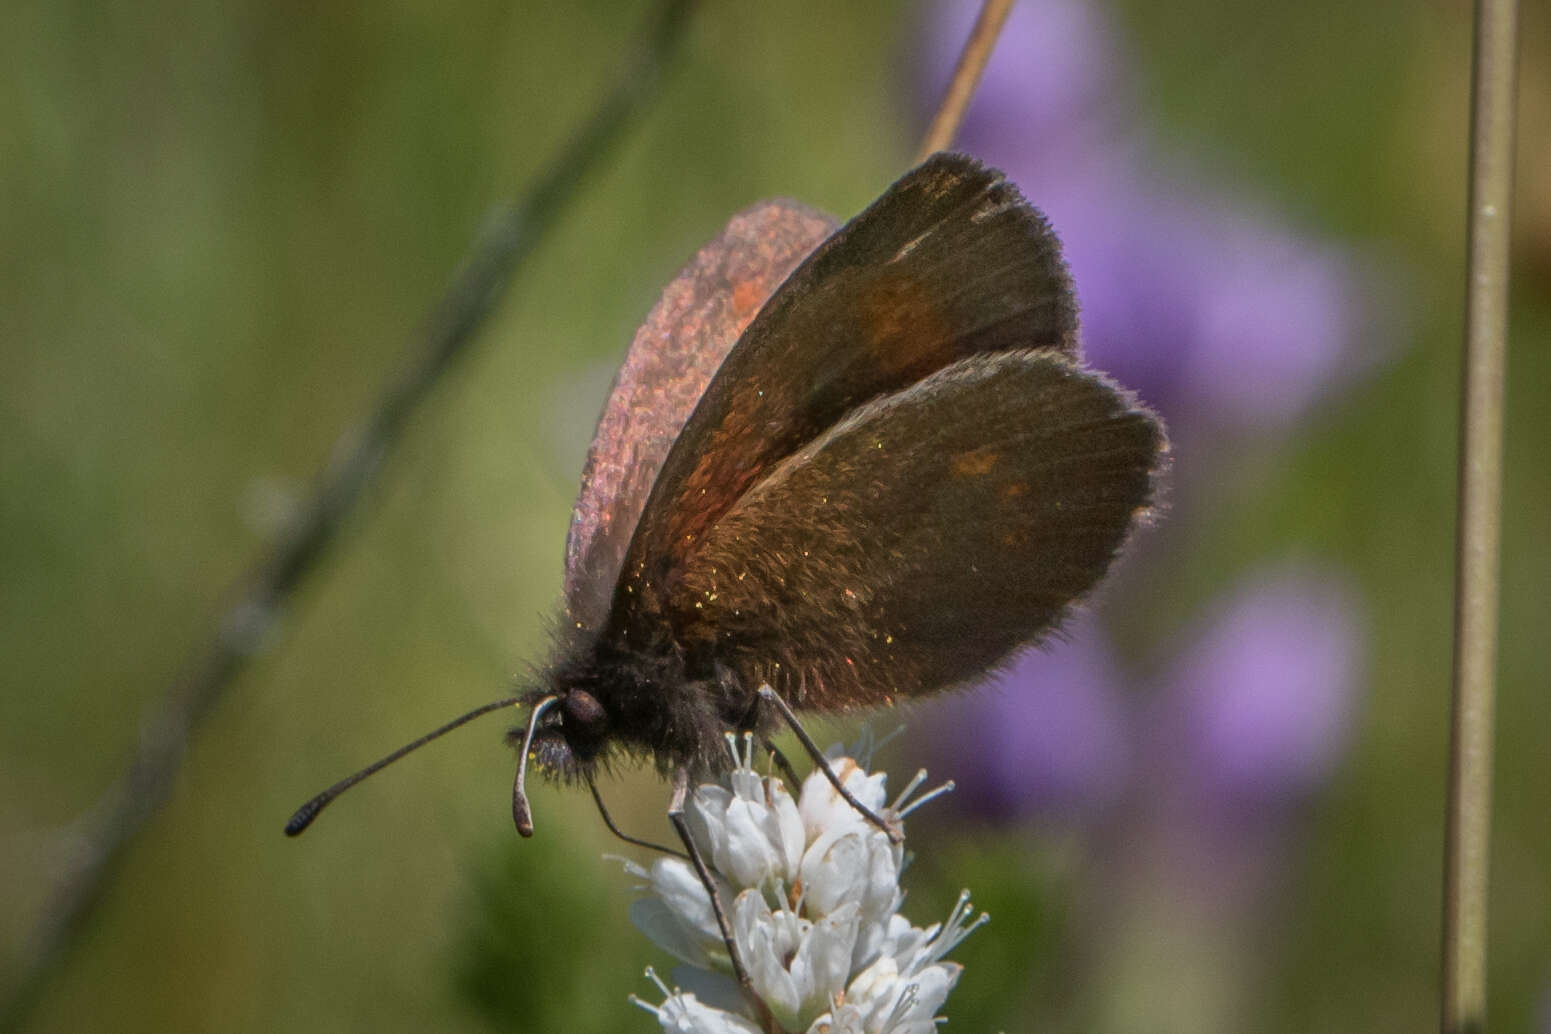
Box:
[284,695,526,836]
[511,694,560,837]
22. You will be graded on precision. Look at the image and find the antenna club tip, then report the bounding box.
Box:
[284,799,323,837]
[513,796,536,838]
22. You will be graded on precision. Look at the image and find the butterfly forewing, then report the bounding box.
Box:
[564,200,836,630]
[606,154,1081,646]
[662,351,1165,709]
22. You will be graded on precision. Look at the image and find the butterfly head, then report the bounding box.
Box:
[509,646,653,834]
[532,686,612,769]
[514,680,609,775]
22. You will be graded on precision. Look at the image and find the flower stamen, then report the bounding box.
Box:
[894,774,956,818]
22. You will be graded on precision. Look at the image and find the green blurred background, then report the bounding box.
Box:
[2,0,1547,1031]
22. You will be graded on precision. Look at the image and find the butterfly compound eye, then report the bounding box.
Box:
[563,689,606,732]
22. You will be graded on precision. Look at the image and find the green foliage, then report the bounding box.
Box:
[456,837,647,1033]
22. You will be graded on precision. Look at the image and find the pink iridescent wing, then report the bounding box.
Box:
[563,200,837,631]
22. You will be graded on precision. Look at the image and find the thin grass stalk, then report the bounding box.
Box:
[1441,0,1519,1030]
[916,0,1015,161]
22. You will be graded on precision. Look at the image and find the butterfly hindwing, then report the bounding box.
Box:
[606,154,1081,646]
[662,350,1165,710]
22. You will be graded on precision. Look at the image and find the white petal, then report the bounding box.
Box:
[799,828,866,918]
[689,785,733,861]
[771,781,807,879]
[805,1005,867,1034]
[646,857,725,946]
[799,758,889,839]
[721,796,781,888]
[898,962,962,1022]
[733,891,803,1026]
[842,954,901,1022]
[874,915,933,975]
[729,766,765,801]
[629,897,716,969]
[695,784,735,815]
[842,959,962,1034]
[849,892,905,973]
[850,914,890,975]
[858,832,903,920]
[655,992,764,1034]
[788,901,861,1025]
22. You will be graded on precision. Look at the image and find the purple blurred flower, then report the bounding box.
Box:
[916,0,1128,156]
[909,7,1392,1024]
[1057,181,1371,443]
[918,0,1383,442]
[909,0,1388,825]
[920,565,1362,826]
[1158,567,1363,810]
[918,615,1130,821]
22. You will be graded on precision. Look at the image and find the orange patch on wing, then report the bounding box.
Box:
[861,275,953,378]
[951,449,1000,477]
[730,278,767,320]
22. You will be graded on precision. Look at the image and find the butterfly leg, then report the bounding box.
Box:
[585,776,685,858]
[714,664,800,792]
[755,685,902,843]
[667,766,774,1030]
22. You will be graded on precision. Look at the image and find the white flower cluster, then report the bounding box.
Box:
[628,736,984,1034]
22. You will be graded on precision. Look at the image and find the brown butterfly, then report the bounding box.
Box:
[287,151,1165,993]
